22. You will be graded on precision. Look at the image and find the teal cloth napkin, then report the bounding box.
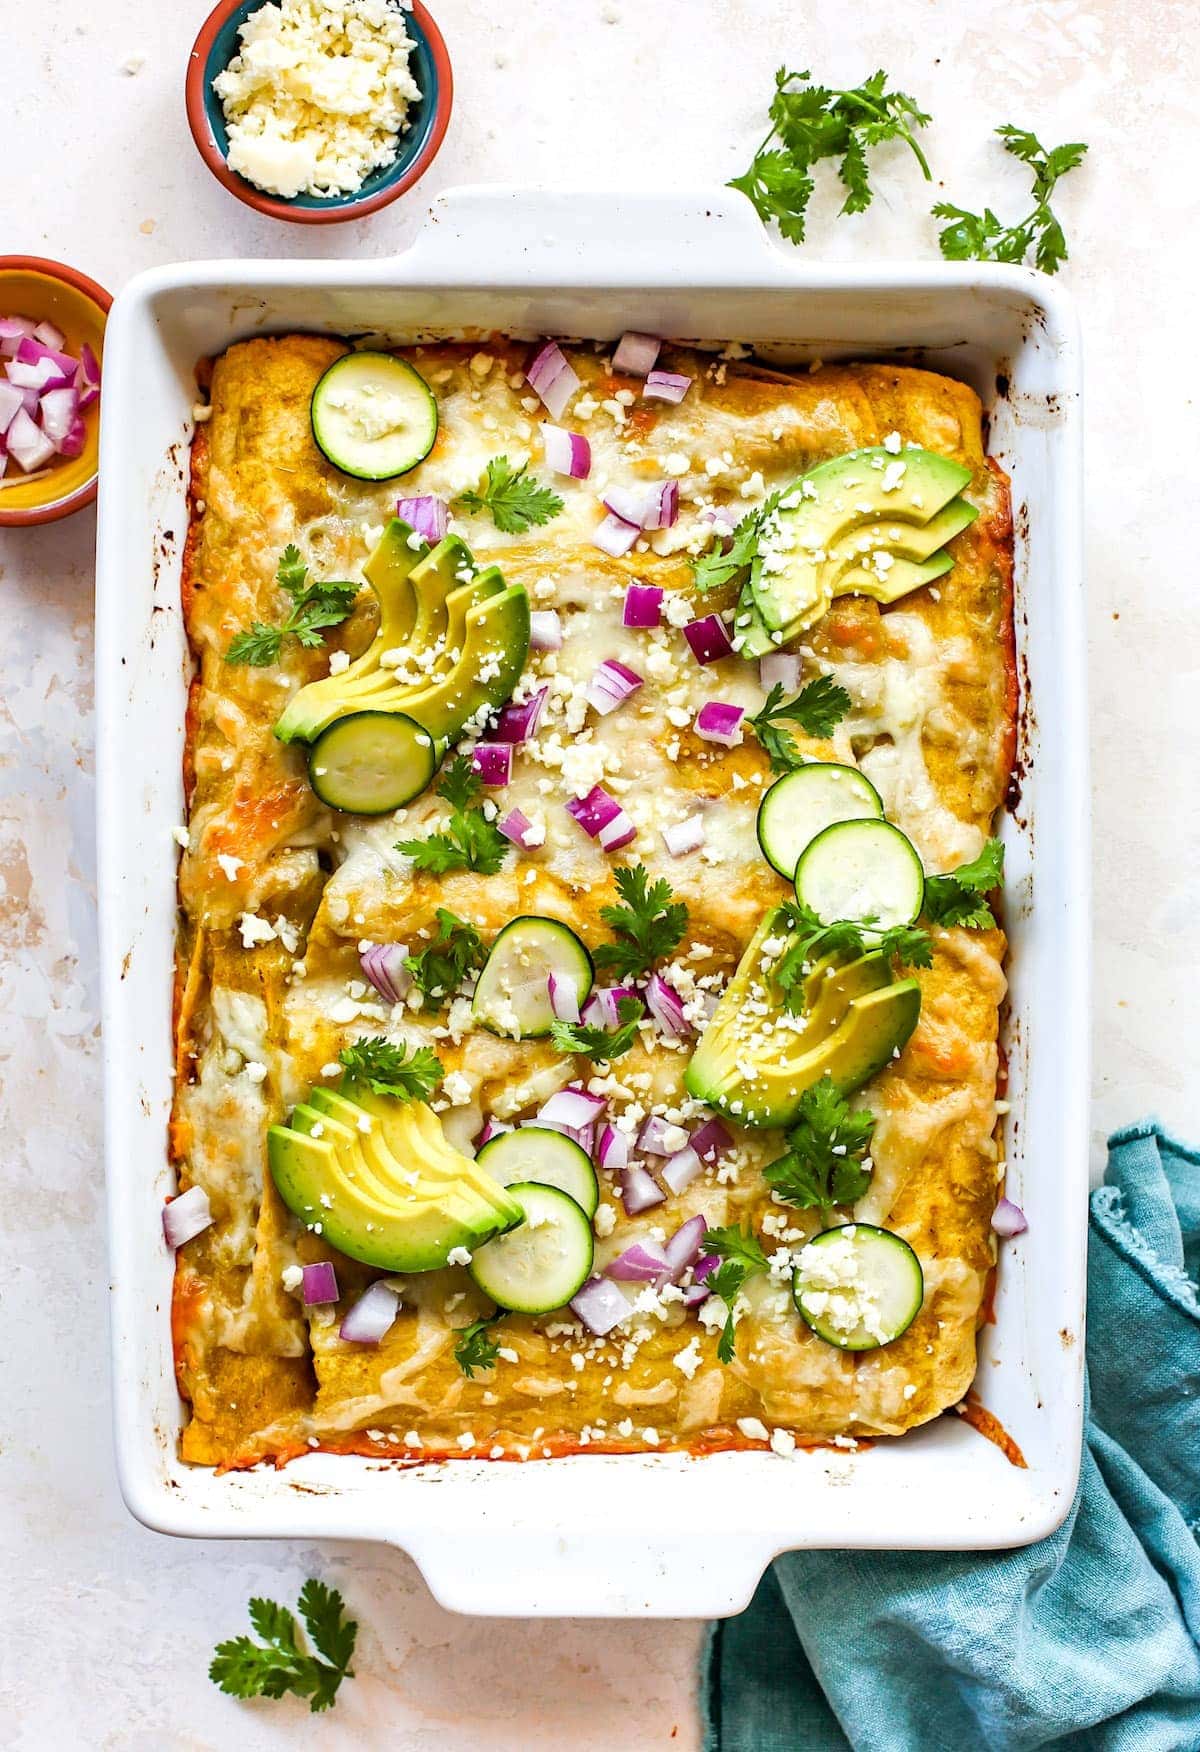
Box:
[703,1122,1200,1751]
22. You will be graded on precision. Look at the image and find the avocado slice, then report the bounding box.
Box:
[823,496,978,584]
[408,535,475,654]
[751,448,973,636]
[275,518,428,743]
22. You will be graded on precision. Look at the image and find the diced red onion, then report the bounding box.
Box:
[661,1145,704,1195]
[339,1279,400,1344]
[607,1240,671,1282]
[538,1086,608,1130]
[15,336,78,383]
[0,316,36,357]
[476,1117,509,1148]
[585,658,643,716]
[680,1281,712,1309]
[694,1253,720,1283]
[302,1260,339,1305]
[591,511,640,558]
[397,495,448,544]
[612,331,661,375]
[492,686,547,743]
[596,1122,629,1172]
[5,409,56,473]
[359,942,411,1006]
[602,481,679,532]
[599,810,636,851]
[162,1184,213,1249]
[663,1214,708,1279]
[541,423,591,479]
[80,341,100,387]
[6,356,66,393]
[38,385,79,445]
[662,815,705,858]
[0,380,24,434]
[620,1164,666,1215]
[566,784,621,837]
[602,485,650,527]
[32,319,65,350]
[646,973,691,1039]
[498,808,537,848]
[760,653,800,691]
[992,1197,1028,1237]
[696,701,745,747]
[57,416,87,460]
[529,610,563,651]
[547,971,581,1024]
[644,369,692,405]
[684,615,735,666]
[526,340,580,420]
[581,984,637,1029]
[570,1274,630,1336]
[690,1117,733,1162]
[472,742,513,787]
[623,583,663,628]
[638,1114,686,1156]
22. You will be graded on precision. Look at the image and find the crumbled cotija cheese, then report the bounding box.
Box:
[213,0,420,200]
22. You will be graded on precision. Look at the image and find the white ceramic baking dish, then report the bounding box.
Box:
[95,187,1087,1619]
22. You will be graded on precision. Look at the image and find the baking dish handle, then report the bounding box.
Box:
[402,184,787,282]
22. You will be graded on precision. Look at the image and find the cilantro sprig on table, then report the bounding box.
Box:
[922,838,1005,929]
[339,1036,443,1101]
[593,865,689,982]
[763,1077,876,1218]
[456,455,564,534]
[702,1224,770,1364]
[225,546,359,667]
[396,756,511,876]
[933,126,1087,275]
[773,900,932,1015]
[729,67,932,245]
[404,908,486,1003]
[209,1580,357,1713]
[747,677,852,770]
[551,996,646,1063]
[453,1317,502,1378]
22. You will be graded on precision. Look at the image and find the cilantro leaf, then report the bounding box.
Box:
[922,837,1005,929]
[593,864,688,982]
[772,901,931,1013]
[226,623,285,667]
[550,996,646,1062]
[275,544,309,595]
[747,677,851,770]
[396,756,511,876]
[456,455,564,535]
[763,1076,876,1216]
[693,496,779,594]
[934,126,1087,275]
[453,1317,502,1379]
[702,1224,770,1364]
[338,1036,443,1101]
[210,1582,357,1713]
[404,908,486,1004]
[730,67,932,245]
[225,547,359,667]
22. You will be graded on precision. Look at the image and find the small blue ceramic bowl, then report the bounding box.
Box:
[186,0,453,224]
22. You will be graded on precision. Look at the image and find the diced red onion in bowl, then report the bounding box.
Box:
[570,1274,630,1336]
[541,424,591,479]
[646,972,691,1038]
[340,1280,400,1344]
[684,615,734,665]
[620,1163,666,1215]
[529,610,563,651]
[662,1214,708,1278]
[547,971,581,1024]
[396,495,448,544]
[623,583,663,628]
[607,1240,670,1282]
[302,1261,340,1305]
[162,1184,213,1250]
[33,319,65,350]
[538,1086,608,1130]
[0,380,27,433]
[661,1145,704,1195]
[526,340,580,419]
[696,701,745,747]
[644,369,692,404]
[498,807,537,848]
[690,1117,733,1162]
[992,1196,1028,1237]
[596,1122,629,1172]
[359,942,411,1005]
[662,815,705,858]
[472,742,513,786]
[0,316,36,356]
[6,410,57,473]
[491,686,547,743]
[612,331,661,375]
[591,511,640,558]
[38,385,78,446]
[585,658,642,716]
[760,653,801,691]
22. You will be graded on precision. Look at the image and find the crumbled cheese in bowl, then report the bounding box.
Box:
[213,0,421,200]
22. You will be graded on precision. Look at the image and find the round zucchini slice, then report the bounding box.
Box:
[468,1181,595,1314]
[472,917,594,1039]
[311,351,438,481]
[792,1223,924,1350]
[757,762,884,879]
[477,1126,599,1220]
[308,711,436,815]
[794,817,925,928]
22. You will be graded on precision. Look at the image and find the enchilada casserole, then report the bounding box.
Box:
[169,332,1015,1470]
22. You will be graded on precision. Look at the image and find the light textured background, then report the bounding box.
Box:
[1,0,1194,1743]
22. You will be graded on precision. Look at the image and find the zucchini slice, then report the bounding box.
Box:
[467,1181,595,1314]
[477,1126,599,1219]
[311,351,438,482]
[308,710,436,815]
[472,917,594,1039]
[792,1223,923,1350]
[757,763,884,879]
[794,818,925,929]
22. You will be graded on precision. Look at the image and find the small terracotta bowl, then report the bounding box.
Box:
[0,257,111,528]
[186,0,453,224]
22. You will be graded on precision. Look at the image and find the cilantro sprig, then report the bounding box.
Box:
[703,1224,770,1364]
[396,756,511,876]
[404,908,486,1003]
[773,900,931,1014]
[763,1077,876,1217]
[934,126,1087,275]
[594,865,688,982]
[339,1035,443,1101]
[209,1579,357,1713]
[730,68,932,245]
[453,1316,502,1379]
[694,495,781,595]
[225,546,359,667]
[922,838,1004,929]
[456,455,564,534]
[551,996,646,1063]
[747,677,851,770]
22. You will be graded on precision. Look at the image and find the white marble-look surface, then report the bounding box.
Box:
[0,0,1192,1743]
